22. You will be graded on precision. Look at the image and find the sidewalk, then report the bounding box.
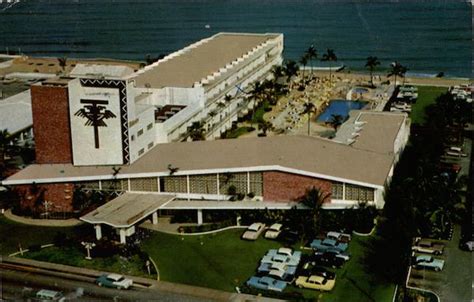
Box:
[3,209,82,227]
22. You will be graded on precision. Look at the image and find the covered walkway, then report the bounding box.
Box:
[80,193,175,243]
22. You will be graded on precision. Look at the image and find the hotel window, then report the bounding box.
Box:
[130,177,158,192]
[219,172,247,195]
[101,179,128,191]
[148,142,154,149]
[161,176,187,193]
[138,148,145,156]
[137,129,144,137]
[331,182,344,200]
[131,135,135,141]
[249,172,263,196]
[344,184,374,202]
[147,123,153,130]
[189,174,218,194]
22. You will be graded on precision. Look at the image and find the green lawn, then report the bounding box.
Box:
[142,229,281,291]
[142,229,395,301]
[225,126,255,139]
[251,101,270,124]
[23,246,150,278]
[410,86,447,124]
[0,216,74,255]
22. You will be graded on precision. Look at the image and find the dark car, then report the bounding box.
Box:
[278,229,300,245]
[299,263,336,280]
[310,251,346,268]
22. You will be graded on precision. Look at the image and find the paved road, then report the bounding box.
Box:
[0,267,214,302]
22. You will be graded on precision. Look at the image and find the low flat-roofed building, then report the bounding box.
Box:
[3,111,410,216]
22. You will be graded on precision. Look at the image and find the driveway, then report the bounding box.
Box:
[408,225,472,302]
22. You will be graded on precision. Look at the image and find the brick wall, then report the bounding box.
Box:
[31,85,72,163]
[15,183,74,212]
[263,171,332,203]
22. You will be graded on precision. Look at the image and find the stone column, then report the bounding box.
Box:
[197,209,203,225]
[152,212,158,225]
[94,225,102,240]
[119,229,126,244]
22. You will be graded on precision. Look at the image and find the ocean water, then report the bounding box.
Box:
[0,0,471,78]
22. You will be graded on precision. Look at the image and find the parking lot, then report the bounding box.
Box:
[407,225,472,302]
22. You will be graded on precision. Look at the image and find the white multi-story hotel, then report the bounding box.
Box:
[66,32,283,166]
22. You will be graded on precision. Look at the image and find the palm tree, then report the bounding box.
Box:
[299,54,309,82]
[301,186,330,236]
[224,94,232,104]
[365,56,380,88]
[305,45,317,76]
[387,61,405,89]
[258,120,273,137]
[188,121,206,141]
[57,57,67,73]
[328,114,344,131]
[302,102,316,135]
[321,49,337,84]
[271,65,284,80]
[283,60,299,83]
[247,81,265,126]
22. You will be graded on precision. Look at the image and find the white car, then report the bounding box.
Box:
[242,223,266,240]
[326,231,351,243]
[265,223,283,239]
[96,273,133,289]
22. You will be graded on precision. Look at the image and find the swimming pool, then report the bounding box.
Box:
[317,100,368,123]
[352,87,369,94]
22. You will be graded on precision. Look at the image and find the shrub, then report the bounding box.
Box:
[247,192,255,198]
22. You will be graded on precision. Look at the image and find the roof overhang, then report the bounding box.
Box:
[80,193,175,228]
[2,165,386,190]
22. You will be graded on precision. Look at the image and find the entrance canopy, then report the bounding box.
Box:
[81,193,175,228]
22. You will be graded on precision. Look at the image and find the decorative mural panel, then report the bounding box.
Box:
[69,78,129,165]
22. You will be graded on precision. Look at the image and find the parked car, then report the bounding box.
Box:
[299,262,336,280]
[295,275,335,291]
[257,262,297,276]
[310,238,348,252]
[314,249,350,261]
[246,276,287,292]
[265,223,283,239]
[257,262,297,282]
[412,255,445,271]
[326,231,351,243]
[261,252,300,267]
[412,238,445,255]
[265,247,302,262]
[35,289,66,302]
[459,240,474,251]
[278,228,300,245]
[311,251,346,268]
[96,273,133,289]
[242,223,266,240]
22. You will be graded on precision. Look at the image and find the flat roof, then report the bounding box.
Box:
[0,89,32,134]
[80,193,175,228]
[131,33,280,89]
[334,111,407,154]
[70,64,135,79]
[4,135,394,187]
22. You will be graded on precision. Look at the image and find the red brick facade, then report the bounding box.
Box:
[263,171,332,203]
[15,183,75,212]
[31,85,72,164]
